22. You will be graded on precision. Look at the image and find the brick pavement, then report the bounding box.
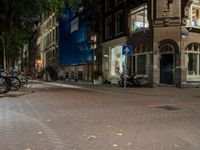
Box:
[0,81,200,150]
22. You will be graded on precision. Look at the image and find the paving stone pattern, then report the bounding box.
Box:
[0,82,200,150]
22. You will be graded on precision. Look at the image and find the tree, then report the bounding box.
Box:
[0,0,82,69]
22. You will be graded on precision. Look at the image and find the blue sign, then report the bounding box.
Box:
[122,45,133,56]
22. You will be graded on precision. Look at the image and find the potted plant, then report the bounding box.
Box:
[92,71,103,85]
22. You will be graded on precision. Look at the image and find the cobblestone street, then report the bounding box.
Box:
[0,81,200,150]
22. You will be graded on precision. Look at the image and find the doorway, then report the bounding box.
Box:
[160,54,173,84]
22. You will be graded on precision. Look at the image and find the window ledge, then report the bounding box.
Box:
[130,28,149,35]
[115,32,124,36]
[185,26,200,32]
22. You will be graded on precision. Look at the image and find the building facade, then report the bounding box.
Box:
[39,12,59,79]
[102,0,200,87]
[59,0,102,81]
[101,0,129,84]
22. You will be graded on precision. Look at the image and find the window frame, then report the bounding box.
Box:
[115,10,124,35]
[105,0,112,12]
[105,16,113,39]
[132,52,149,76]
[185,43,200,77]
[129,4,149,34]
[115,0,123,6]
[109,45,125,77]
[186,4,200,29]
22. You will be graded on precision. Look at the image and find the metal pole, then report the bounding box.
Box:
[124,55,127,88]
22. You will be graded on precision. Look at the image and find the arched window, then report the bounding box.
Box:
[186,43,200,76]
[160,44,173,53]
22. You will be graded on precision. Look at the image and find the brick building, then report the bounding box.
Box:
[101,0,200,87]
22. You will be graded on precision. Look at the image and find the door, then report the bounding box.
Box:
[160,54,173,84]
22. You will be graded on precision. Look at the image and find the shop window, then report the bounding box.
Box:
[186,43,200,76]
[105,16,113,39]
[110,46,125,76]
[187,4,200,28]
[115,10,124,35]
[130,4,149,33]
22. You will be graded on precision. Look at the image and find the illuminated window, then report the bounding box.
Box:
[110,46,125,76]
[187,4,200,28]
[192,6,200,27]
[130,4,149,33]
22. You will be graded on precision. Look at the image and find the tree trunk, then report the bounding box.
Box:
[0,32,6,69]
[2,31,12,69]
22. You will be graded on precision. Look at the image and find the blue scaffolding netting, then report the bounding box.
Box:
[59,8,93,66]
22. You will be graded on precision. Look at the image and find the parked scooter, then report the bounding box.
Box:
[118,74,138,87]
[119,74,157,87]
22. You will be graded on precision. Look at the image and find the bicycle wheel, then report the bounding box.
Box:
[0,76,11,94]
[10,77,21,91]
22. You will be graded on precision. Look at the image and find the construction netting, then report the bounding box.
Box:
[59,8,93,66]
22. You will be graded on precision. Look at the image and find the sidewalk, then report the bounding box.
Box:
[52,80,200,99]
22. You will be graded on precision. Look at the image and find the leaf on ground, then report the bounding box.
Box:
[116,133,123,136]
[38,131,42,135]
[87,135,96,140]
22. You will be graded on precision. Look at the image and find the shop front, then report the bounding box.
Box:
[102,37,127,84]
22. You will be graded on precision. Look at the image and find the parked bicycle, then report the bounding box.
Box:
[0,69,21,91]
[0,74,11,94]
[10,68,33,89]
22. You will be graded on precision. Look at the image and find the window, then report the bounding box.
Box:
[132,45,149,76]
[130,4,149,33]
[186,43,200,76]
[105,0,112,11]
[188,53,198,75]
[105,16,112,39]
[187,4,200,28]
[110,46,125,76]
[160,45,173,53]
[192,6,200,27]
[137,54,146,75]
[115,0,123,5]
[115,10,124,34]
